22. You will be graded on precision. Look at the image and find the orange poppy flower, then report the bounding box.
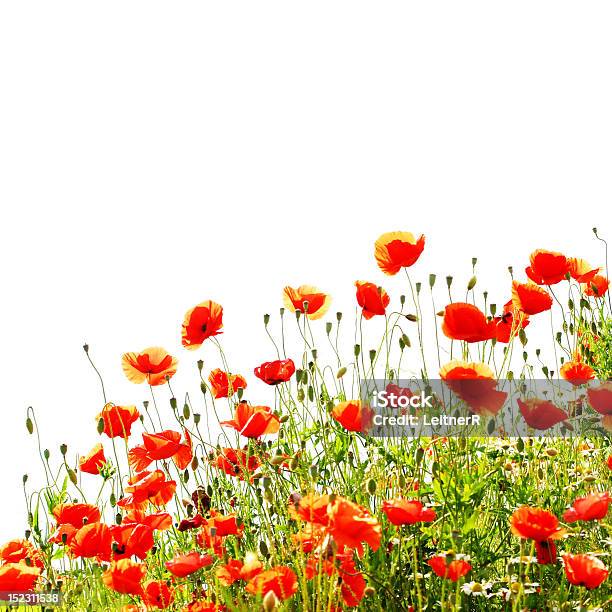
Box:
[427,556,471,581]
[440,361,506,417]
[568,258,600,283]
[283,285,331,320]
[382,498,436,526]
[142,580,175,609]
[494,300,529,343]
[109,523,154,560]
[562,554,609,589]
[560,356,595,386]
[128,429,192,472]
[0,539,44,569]
[563,492,610,523]
[374,231,425,275]
[79,443,106,475]
[254,358,295,385]
[120,470,176,509]
[517,398,568,430]
[0,563,41,591]
[583,274,609,298]
[220,403,280,438]
[212,448,261,480]
[441,303,496,343]
[511,281,553,315]
[121,347,177,386]
[102,559,146,597]
[338,555,367,607]
[587,382,612,415]
[123,510,172,532]
[69,522,111,560]
[355,281,390,319]
[181,300,223,350]
[525,249,569,285]
[97,404,140,439]
[208,369,247,399]
[165,551,214,577]
[331,400,374,433]
[196,527,226,557]
[510,506,565,542]
[245,565,298,601]
[289,493,331,526]
[327,497,381,555]
[206,510,243,537]
[183,602,223,612]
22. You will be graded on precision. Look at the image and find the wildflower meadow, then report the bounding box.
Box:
[1,230,611,611]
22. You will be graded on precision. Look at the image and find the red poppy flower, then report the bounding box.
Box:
[382,498,436,525]
[327,497,381,555]
[121,347,178,386]
[587,382,612,415]
[119,470,176,509]
[331,400,374,433]
[535,540,557,565]
[510,506,565,542]
[355,281,390,319]
[427,556,471,581]
[290,523,327,553]
[374,231,425,275]
[608,455,612,470]
[0,563,41,591]
[440,361,507,417]
[183,602,223,612]
[123,510,172,531]
[0,539,44,569]
[208,369,247,399]
[511,281,553,315]
[563,492,610,523]
[142,580,175,609]
[518,398,568,430]
[53,503,101,529]
[79,443,107,475]
[289,493,331,526]
[102,559,146,597]
[563,554,609,589]
[181,300,223,350]
[220,403,280,438]
[69,522,111,560]
[283,285,331,320]
[525,249,569,285]
[165,551,214,577]
[196,527,226,557]
[494,300,529,343]
[583,275,609,298]
[109,523,154,560]
[216,554,263,585]
[568,258,600,283]
[254,358,295,385]
[560,356,595,386]
[245,565,298,601]
[441,303,496,343]
[97,403,140,439]
[338,555,367,607]
[206,510,243,537]
[212,448,261,480]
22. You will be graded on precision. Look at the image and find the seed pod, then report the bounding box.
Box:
[354,344,361,357]
[60,444,67,456]
[326,322,332,335]
[197,359,204,372]
[369,349,376,363]
[263,314,270,326]
[429,274,436,288]
[336,312,342,322]
[194,413,201,425]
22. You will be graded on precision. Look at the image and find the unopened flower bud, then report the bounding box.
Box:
[336,366,347,379]
[467,276,477,291]
[263,590,279,611]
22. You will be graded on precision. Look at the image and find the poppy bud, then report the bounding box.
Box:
[415,447,425,464]
[60,444,67,456]
[354,344,361,357]
[264,488,274,503]
[259,540,269,557]
[436,310,444,317]
[326,322,332,335]
[115,513,122,525]
[429,274,436,288]
[263,314,270,326]
[507,370,514,381]
[593,227,598,235]
[289,456,299,471]
[170,397,177,410]
[68,469,77,486]
[398,473,406,488]
[364,587,376,597]
[26,417,34,434]
[405,314,418,322]
[44,449,50,461]
[336,366,347,379]
[297,389,305,402]
[183,404,190,419]
[584,474,597,483]
[97,418,104,434]
[270,455,284,466]
[467,276,477,291]
[446,276,453,288]
[401,334,411,347]
[400,294,406,305]
[110,493,116,506]
[309,466,318,479]
[545,448,558,457]
[366,478,377,495]
[263,590,279,611]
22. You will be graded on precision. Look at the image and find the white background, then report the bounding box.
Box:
[0,2,610,542]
